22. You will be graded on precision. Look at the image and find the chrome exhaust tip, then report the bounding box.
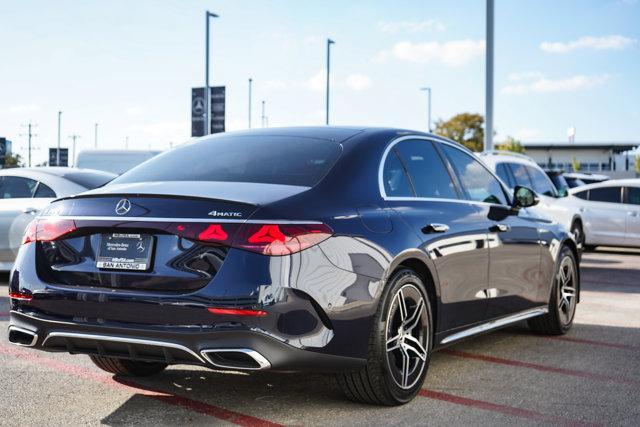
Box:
[201,348,271,370]
[8,326,38,347]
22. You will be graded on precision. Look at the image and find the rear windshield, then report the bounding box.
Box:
[111,135,342,187]
[62,171,117,189]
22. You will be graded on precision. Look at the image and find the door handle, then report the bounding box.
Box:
[628,211,639,217]
[422,223,449,234]
[578,207,586,213]
[22,207,38,215]
[489,224,510,233]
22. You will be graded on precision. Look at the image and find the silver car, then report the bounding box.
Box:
[0,167,116,270]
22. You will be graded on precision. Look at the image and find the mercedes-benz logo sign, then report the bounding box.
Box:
[115,199,131,215]
[136,240,146,252]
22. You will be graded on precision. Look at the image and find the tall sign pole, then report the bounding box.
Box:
[56,111,62,166]
[248,78,253,129]
[325,39,335,125]
[94,123,98,148]
[484,0,494,151]
[205,11,219,136]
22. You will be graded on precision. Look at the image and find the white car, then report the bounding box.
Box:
[479,151,585,248]
[0,167,116,270]
[569,179,640,249]
[76,149,161,175]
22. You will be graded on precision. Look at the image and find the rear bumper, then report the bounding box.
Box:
[8,310,365,372]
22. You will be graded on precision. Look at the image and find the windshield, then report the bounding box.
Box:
[111,135,343,188]
[565,177,586,188]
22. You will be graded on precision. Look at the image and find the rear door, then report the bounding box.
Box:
[624,186,640,246]
[381,138,490,331]
[581,186,626,246]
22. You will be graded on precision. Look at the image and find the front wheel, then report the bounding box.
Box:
[528,246,578,335]
[337,269,432,405]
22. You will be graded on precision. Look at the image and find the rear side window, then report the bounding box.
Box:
[495,163,515,188]
[382,151,413,197]
[112,135,342,187]
[441,145,508,205]
[508,163,533,188]
[627,187,640,205]
[589,186,621,203]
[0,176,37,198]
[525,165,557,197]
[34,183,57,198]
[394,140,458,199]
[573,190,588,200]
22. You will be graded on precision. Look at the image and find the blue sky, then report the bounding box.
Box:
[1,0,639,164]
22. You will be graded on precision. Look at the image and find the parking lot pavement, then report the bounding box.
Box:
[1,249,639,426]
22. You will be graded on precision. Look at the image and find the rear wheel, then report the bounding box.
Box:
[337,269,432,405]
[528,246,578,335]
[89,355,167,376]
[570,221,584,252]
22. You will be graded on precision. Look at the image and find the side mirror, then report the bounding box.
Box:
[513,186,539,209]
[558,187,569,198]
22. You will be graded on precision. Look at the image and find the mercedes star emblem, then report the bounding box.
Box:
[115,199,131,215]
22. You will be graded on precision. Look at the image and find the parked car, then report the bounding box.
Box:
[544,169,571,194]
[569,179,640,249]
[76,149,161,175]
[479,151,585,248]
[564,172,609,188]
[0,167,116,271]
[8,128,579,406]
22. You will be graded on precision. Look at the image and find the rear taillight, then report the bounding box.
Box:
[171,222,332,256]
[21,219,77,245]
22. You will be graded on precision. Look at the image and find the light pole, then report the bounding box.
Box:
[325,38,335,125]
[94,123,98,148]
[261,100,266,128]
[56,111,62,166]
[248,78,253,129]
[420,87,432,132]
[484,0,494,151]
[68,134,80,167]
[204,11,219,135]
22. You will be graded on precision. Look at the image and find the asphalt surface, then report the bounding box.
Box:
[1,248,639,426]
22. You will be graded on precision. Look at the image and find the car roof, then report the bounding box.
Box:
[0,167,109,178]
[568,178,640,193]
[477,151,537,166]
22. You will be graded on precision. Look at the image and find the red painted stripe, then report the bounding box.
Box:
[442,349,639,386]
[420,389,596,427]
[0,344,282,427]
[549,335,640,351]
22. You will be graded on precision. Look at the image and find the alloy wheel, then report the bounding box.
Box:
[385,284,429,390]
[556,256,577,325]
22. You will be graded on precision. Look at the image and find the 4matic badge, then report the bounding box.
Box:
[207,210,243,218]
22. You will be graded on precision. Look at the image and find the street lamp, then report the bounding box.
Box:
[485,0,494,151]
[420,87,432,132]
[325,38,335,125]
[56,111,62,166]
[205,11,219,135]
[248,78,253,129]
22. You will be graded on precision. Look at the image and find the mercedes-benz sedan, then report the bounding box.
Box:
[8,127,579,405]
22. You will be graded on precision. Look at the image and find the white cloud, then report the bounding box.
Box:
[305,69,326,92]
[382,39,485,67]
[540,35,636,53]
[125,106,144,116]
[345,73,372,91]
[3,104,40,114]
[378,20,446,34]
[502,73,611,95]
[507,71,543,82]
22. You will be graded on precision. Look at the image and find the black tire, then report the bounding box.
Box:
[584,244,597,252]
[337,268,433,406]
[570,221,584,252]
[528,246,578,335]
[89,355,167,377]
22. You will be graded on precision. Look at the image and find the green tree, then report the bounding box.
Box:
[495,136,525,154]
[571,156,581,172]
[434,112,485,152]
[3,153,24,168]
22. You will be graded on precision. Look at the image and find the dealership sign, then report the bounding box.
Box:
[191,86,225,137]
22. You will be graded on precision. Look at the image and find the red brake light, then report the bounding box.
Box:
[170,222,332,256]
[235,223,333,256]
[21,219,77,245]
[9,291,32,301]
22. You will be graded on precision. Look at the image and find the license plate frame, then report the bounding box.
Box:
[96,233,154,271]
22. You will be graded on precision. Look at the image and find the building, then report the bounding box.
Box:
[522,141,639,178]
